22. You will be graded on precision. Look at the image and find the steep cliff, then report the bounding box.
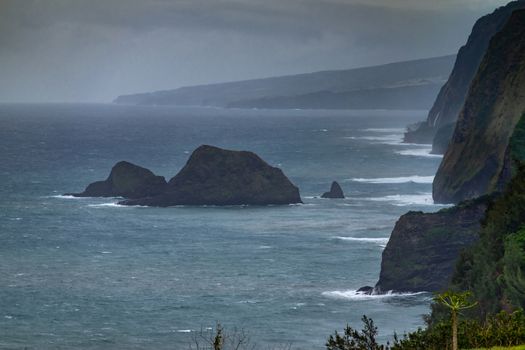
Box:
[403,1,525,148]
[433,10,525,204]
[375,198,488,293]
[451,164,525,316]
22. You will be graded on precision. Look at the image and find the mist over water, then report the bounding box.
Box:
[0,104,445,349]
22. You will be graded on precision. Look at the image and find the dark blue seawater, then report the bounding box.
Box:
[0,104,446,349]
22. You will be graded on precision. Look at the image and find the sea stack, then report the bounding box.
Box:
[121,145,302,206]
[321,181,345,199]
[70,145,302,207]
[66,161,167,199]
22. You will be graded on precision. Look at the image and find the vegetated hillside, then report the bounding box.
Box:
[403,0,525,150]
[433,9,525,204]
[375,9,525,301]
[228,84,440,110]
[451,112,525,317]
[114,55,454,110]
[375,197,489,293]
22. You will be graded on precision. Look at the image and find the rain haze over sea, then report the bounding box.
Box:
[0,104,448,349]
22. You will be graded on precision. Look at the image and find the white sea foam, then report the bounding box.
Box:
[365,193,443,206]
[346,134,403,144]
[395,149,443,158]
[49,195,84,199]
[362,128,406,133]
[349,175,434,184]
[87,203,126,208]
[335,237,389,245]
[177,329,192,333]
[322,289,427,301]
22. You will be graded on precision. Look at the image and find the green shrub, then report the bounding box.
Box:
[392,310,525,350]
[326,315,388,350]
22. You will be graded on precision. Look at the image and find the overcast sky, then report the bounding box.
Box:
[0,0,511,102]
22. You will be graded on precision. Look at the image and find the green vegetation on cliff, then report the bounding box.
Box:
[433,9,525,204]
[403,0,525,148]
[451,163,525,315]
[375,197,488,293]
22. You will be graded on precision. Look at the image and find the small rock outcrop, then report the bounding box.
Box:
[321,181,345,199]
[356,286,374,295]
[119,145,302,207]
[433,9,525,204]
[403,1,525,149]
[67,161,167,199]
[375,197,489,293]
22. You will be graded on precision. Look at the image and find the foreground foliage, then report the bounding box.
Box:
[434,291,478,350]
[391,310,525,350]
[326,315,388,350]
[451,149,525,316]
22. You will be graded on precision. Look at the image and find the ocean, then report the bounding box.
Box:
[0,104,447,349]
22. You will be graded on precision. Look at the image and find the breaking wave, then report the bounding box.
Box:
[395,149,443,158]
[322,289,427,301]
[349,175,434,184]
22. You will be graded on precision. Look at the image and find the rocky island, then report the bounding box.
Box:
[67,161,168,199]
[321,181,345,199]
[69,145,302,207]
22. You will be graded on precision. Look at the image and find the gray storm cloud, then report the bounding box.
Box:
[0,0,511,102]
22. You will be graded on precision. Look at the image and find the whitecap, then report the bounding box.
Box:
[49,195,84,199]
[362,128,406,133]
[87,203,125,208]
[322,289,427,301]
[345,134,403,144]
[334,237,389,245]
[177,329,192,333]
[348,175,434,184]
[395,149,443,158]
[364,193,448,206]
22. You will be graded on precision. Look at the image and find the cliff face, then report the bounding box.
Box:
[375,198,488,293]
[433,10,525,204]
[403,1,525,148]
[451,165,525,315]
